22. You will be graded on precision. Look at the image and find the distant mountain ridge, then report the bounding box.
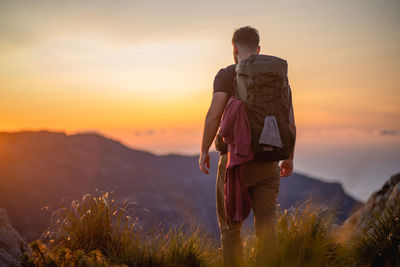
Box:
[0,130,363,241]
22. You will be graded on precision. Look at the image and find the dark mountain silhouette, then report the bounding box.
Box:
[0,131,362,241]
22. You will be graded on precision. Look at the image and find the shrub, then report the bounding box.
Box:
[28,191,216,267]
[251,197,340,267]
[21,239,114,267]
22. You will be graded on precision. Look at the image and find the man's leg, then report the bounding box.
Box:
[247,172,281,266]
[216,153,244,266]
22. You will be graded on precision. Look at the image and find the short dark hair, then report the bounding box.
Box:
[232,26,259,51]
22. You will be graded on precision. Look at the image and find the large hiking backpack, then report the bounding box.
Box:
[216,54,295,161]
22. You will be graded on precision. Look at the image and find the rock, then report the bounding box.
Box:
[339,172,400,242]
[0,206,29,267]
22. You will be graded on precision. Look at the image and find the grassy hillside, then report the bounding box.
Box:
[21,190,399,267]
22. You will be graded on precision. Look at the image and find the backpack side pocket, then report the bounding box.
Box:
[258,115,284,150]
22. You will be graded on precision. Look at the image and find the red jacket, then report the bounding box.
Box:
[219,96,253,224]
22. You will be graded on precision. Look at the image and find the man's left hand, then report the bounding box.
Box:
[280,159,293,177]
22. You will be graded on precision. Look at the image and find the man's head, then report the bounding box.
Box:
[232,26,260,63]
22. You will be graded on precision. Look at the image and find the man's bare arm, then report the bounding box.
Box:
[199,92,228,174]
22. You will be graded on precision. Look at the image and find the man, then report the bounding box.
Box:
[199,26,296,266]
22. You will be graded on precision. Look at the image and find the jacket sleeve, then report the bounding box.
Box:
[219,98,235,144]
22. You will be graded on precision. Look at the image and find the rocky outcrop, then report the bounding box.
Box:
[0,206,28,267]
[339,172,400,240]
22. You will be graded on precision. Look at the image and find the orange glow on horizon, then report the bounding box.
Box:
[1,0,399,154]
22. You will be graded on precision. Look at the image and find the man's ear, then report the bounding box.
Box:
[233,44,239,63]
[233,45,239,55]
[256,45,260,54]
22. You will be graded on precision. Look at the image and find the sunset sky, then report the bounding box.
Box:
[1,0,399,156]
